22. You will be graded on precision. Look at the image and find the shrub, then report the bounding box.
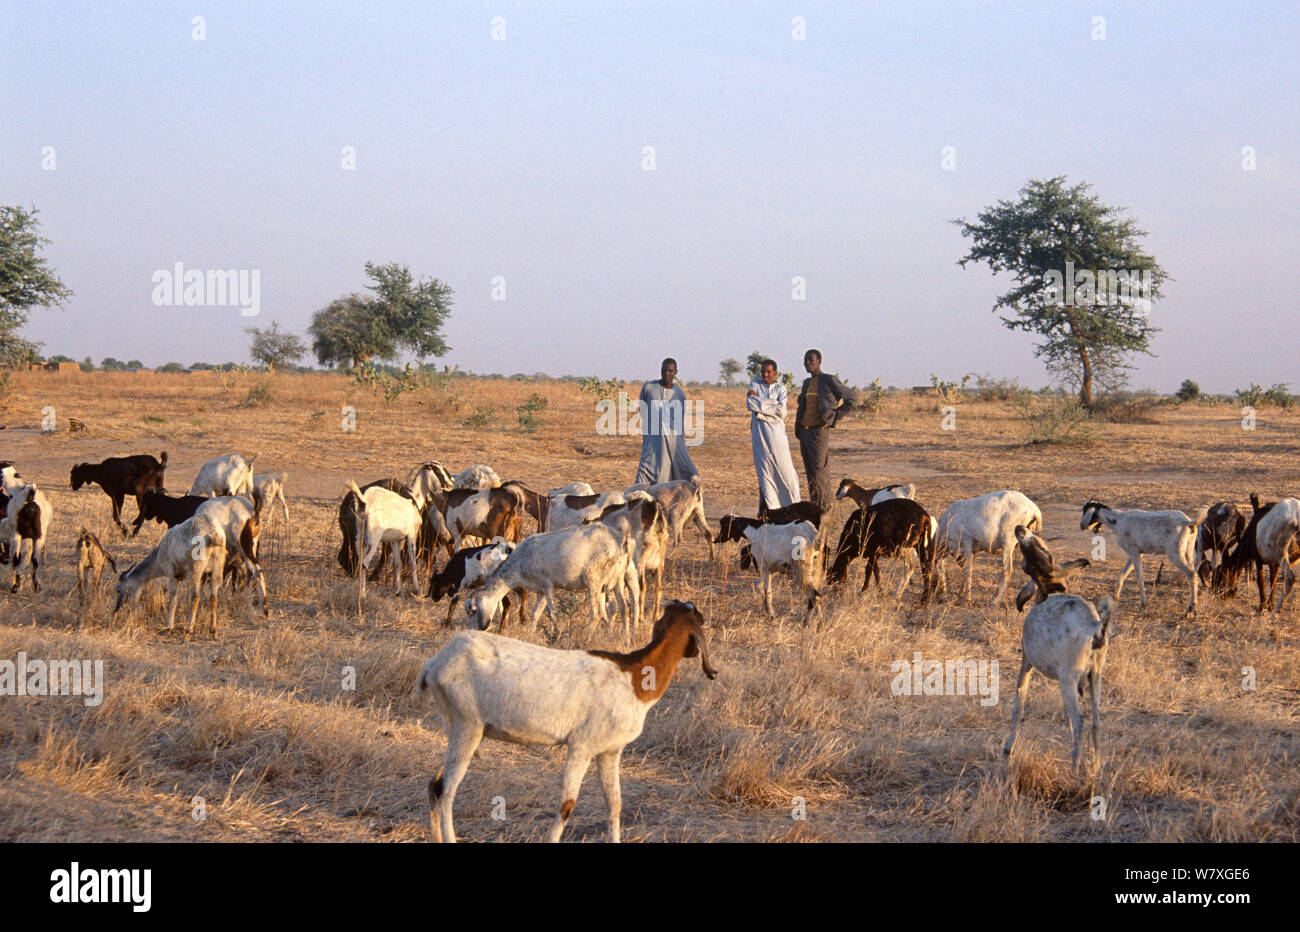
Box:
[462,407,494,429]
[1236,383,1294,408]
[930,373,970,408]
[970,374,1031,403]
[517,392,548,432]
[1175,379,1201,402]
[243,379,275,407]
[1012,395,1101,446]
[1090,390,1165,424]
[577,375,623,399]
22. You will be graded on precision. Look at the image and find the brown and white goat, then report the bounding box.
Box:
[1013,525,1091,611]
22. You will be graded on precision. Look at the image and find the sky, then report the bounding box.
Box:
[2,0,1297,392]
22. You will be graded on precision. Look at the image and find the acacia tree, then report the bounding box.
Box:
[0,205,72,367]
[718,358,741,384]
[246,319,306,371]
[954,177,1167,408]
[309,262,453,369]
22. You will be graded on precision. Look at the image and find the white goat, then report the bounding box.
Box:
[190,452,258,497]
[1,483,52,593]
[194,493,269,615]
[452,465,501,490]
[547,481,595,499]
[465,523,638,634]
[931,490,1042,605]
[1003,594,1116,768]
[1081,501,1207,615]
[1252,498,1300,611]
[742,520,824,621]
[547,490,631,532]
[346,480,423,599]
[415,600,717,843]
[591,496,670,618]
[114,512,228,637]
[252,472,290,526]
[625,476,715,558]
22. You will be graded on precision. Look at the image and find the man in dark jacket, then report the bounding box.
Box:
[794,349,859,509]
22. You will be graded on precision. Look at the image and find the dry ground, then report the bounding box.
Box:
[1,370,1298,842]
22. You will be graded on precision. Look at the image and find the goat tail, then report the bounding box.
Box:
[246,452,260,468]
[346,480,365,505]
[1093,595,1116,648]
[159,451,168,466]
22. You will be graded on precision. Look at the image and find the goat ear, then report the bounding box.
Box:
[1014,579,1037,612]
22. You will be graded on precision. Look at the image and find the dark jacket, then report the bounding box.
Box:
[795,373,859,432]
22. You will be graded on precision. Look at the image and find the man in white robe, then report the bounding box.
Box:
[747,358,801,513]
[634,357,700,484]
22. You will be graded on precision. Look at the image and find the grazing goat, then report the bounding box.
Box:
[138,490,208,528]
[501,480,549,532]
[591,497,670,618]
[827,498,934,598]
[1081,501,1207,615]
[548,490,633,531]
[742,520,824,621]
[76,528,116,604]
[415,600,716,843]
[195,493,269,615]
[346,480,423,599]
[189,452,258,497]
[1217,496,1300,612]
[1195,501,1247,584]
[1013,525,1090,611]
[452,465,501,490]
[834,479,917,508]
[252,472,291,527]
[426,540,523,627]
[338,478,418,576]
[410,461,454,494]
[1003,594,1116,768]
[1,483,52,593]
[625,476,715,559]
[465,523,639,634]
[547,481,595,499]
[114,512,227,637]
[69,451,167,536]
[930,490,1043,606]
[445,486,524,550]
[715,500,826,571]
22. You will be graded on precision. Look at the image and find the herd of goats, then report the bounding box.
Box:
[1,448,1297,841]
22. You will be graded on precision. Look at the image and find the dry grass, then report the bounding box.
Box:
[0,370,1297,842]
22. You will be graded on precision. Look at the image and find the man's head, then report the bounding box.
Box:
[660,357,678,387]
[803,349,822,375]
[761,359,778,385]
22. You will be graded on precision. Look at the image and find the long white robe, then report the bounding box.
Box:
[635,380,699,484]
[747,379,801,509]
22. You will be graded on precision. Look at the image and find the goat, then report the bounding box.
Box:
[1215,494,1300,609]
[1,483,52,593]
[1013,525,1091,611]
[742,520,824,621]
[445,486,524,551]
[409,461,454,495]
[189,452,258,497]
[827,498,934,598]
[625,476,715,558]
[501,480,549,532]
[415,600,716,843]
[1003,594,1116,768]
[346,480,423,599]
[69,451,167,536]
[0,462,24,496]
[590,496,670,618]
[465,523,639,634]
[426,540,523,627]
[930,490,1043,606]
[195,492,269,615]
[1081,501,1207,615]
[75,528,117,604]
[547,481,595,499]
[834,479,917,508]
[547,490,633,532]
[114,512,227,637]
[715,500,826,571]
[138,490,209,528]
[452,465,501,490]
[338,478,418,576]
[252,472,291,527]
[1194,501,1247,584]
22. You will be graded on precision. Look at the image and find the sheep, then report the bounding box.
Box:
[464,523,639,634]
[1013,525,1091,611]
[75,528,116,605]
[590,496,670,618]
[834,479,918,508]
[1195,501,1247,585]
[426,539,524,627]
[826,498,934,599]
[113,512,227,637]
[742,520,824,621]
[1003,594,1116,768]
[1,483,52,593]
[69,451,167,536]
[547,490,632,532]
[195,492,269,615]
[414,600,717,843]
[1080,501,1207,615]
[445,486,524,551]
[930,490,1043,606]
[346,480,423,599]
[252,472,291,527]
[1215,494,1300,609]
[137,490,209,528]
[189,452,258,498]
[452,465,501,490]
[625,476,715,559]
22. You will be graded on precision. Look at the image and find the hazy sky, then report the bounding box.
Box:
[3,1,1296,391]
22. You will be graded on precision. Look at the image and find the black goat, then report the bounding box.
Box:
[828,498,934,598]
[69,452,168,536]
[137,490,209,528]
